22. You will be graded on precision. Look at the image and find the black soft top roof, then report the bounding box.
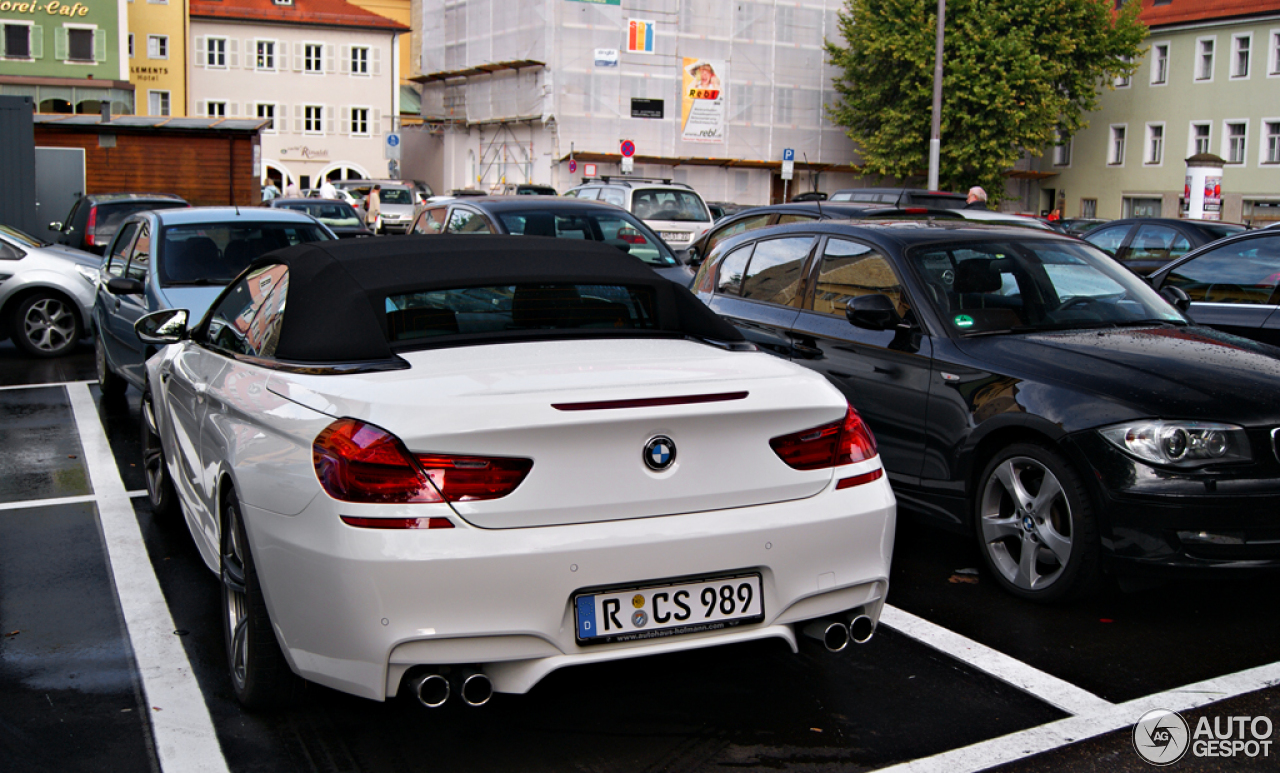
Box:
[243,234,743,363]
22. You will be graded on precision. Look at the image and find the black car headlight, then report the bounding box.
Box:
[1098,420,1251,467]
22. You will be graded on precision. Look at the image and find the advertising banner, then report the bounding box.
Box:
[1203,175,1222,219]
[626,19,655,54]
[681,57,726,144]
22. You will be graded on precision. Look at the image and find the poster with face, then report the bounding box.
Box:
[681,57,727,144]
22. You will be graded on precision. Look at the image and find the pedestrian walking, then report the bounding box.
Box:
[319,178,338,199]
[365,185,382,233]
[261,180,280,202]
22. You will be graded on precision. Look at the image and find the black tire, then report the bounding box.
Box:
[221,488,305,710]
[11,292,81,358]
[973,442,1102,603]
[141,390,180,519]
[96,335,127,400]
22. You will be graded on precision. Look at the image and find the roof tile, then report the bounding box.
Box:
[190,0,409,32]
[1140,0,1280,26]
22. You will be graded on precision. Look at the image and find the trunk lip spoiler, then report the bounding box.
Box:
[551,391,749,412]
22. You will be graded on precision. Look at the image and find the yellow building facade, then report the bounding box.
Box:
[346,0,418,125]
[127,0,187,116]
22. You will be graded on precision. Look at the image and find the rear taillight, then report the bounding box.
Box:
[415,454,532,502]
[85,206,98,247]
[617,227,648,245]
[313,418,533,504]
[770,405,877,471]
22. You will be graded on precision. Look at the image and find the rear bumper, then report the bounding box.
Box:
[243,464,895,701]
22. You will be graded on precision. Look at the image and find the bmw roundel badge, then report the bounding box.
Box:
[644,435,676,471]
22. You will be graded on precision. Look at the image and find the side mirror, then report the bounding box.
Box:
[106,277,145,295]
[48,221,64,231]
[674,248,694,265]
[135,309,189,345]
[846,294,903,331]
[1160,284,1192,313]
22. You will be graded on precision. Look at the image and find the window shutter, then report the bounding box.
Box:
[294,103,303,131]
[94,29,106,61]
[372,47,381,76]
[325,106,335,135]
[55,28,67,61]
[228,102,240,117]
[195,36,205,67]
[228,38,238,68]
[339,105,350,134]
[31,26,43,59]
[245,38,254,68]
[339,45,349,74]
[275,104,287,132]
[372,108,381,136]
[196,100,206,116]
[324,44,335,74]
[293,42,303,71]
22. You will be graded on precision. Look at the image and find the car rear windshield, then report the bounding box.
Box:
[385,283,660,344]
[160,222,330,286]
[631,190,709,222]
[95,201,187,230]
[495,211,678,266]
[275,201,361,228]
[1199,224,1248,240]
[378,188,414,205]
[908,238,1184,336]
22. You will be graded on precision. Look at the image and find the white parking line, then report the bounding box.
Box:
[0,491,149,511]
[0,379,95,391]
[880,605,1113,716]
[66,383,230,773]
[875,660,1280,773]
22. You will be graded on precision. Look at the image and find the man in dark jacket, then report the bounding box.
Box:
[964,186,989,210]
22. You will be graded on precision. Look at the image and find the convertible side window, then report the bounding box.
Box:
[202,264,291,358]
[1162,240,1280,305]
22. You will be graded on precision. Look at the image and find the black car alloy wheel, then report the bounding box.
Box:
[141,390,179,518]
[975,443,1101,602]
[221,488,304,710]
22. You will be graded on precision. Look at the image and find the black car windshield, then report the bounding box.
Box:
[160,222,330,286]
[385,283,659,343]
[495,211,679,267]
[631,190,709,222]
[276,201,361,228]
[908,238,1185,335]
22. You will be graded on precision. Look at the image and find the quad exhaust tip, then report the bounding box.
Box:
[803,619,851,652]
[848,614,875,644]
[456,669,493,707]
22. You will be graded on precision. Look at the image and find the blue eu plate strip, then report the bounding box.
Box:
[576,595,597,639]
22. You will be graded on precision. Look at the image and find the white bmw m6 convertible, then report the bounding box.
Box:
[134,234,896,710]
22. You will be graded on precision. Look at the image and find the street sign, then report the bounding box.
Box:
[569,158,578,174]
[384,133,401,161]
[621,156,635,173]
[584,163,598,177]
[782,148,795,162]
[781,160,794,180]
[620,139,636,158]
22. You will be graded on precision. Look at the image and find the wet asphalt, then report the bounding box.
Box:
[0,339,1277,772]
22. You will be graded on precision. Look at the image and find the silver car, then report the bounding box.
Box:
[0,224,100,357]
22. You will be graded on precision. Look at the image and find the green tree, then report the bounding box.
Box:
[825,0,1146,203]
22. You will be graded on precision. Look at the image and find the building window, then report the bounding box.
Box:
[1191,122,1211,155]
[147,34,167,59]
[257,103,275,131]
[1225,122,1248,164]
[1271,30,1280,75]
[304,43,322,73]
[1114,56,1131,88]
[350,107,369,135]
[351,46,368,75]
[208,37,226,68]
[256,40,274,70]
[208,101,226,118]
[1151,43,1169,84]
[1109,125,1126,165]
[67,27,94,62]
[1197,38,1215,81]
[1232,34,1251,78]
[1081,199,1098,219]
[149,90,170,116]
[1053,133,1071,166]
[5,24,37,59]
[128,33,133,58]
[1265,121,1280,164]
[304,104,323,133]
[1146,124,1164,165]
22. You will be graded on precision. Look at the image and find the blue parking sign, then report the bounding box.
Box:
[782,148,795,162]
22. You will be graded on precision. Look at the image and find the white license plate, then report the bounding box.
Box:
[659,231,690,242]
[574,573,764,644]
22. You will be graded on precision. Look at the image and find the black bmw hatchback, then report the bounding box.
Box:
[693,220,1280,601]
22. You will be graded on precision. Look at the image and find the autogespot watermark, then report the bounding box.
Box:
[1133,708,1273,766]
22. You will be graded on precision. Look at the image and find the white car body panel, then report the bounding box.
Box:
[147,336,896,702]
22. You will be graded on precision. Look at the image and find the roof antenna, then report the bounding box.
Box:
[804,153,823,219]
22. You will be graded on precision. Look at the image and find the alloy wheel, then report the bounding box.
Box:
[22,297,77,355]
[222,503,249,691]
[978,456,1074,591]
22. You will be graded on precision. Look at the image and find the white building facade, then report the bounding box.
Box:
[409,0,863,203]
[190,0,408,189]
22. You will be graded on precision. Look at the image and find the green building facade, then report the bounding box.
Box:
[1,0,133,113]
